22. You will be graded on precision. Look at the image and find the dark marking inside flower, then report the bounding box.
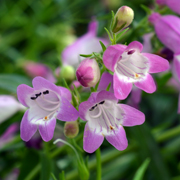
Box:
[43,90,49,95]
[110,125,114,130]
[99,101,105,104]
[31,97,37,100]
[89,104,97,111]
[127,49,135,55]
[35,92,41,97]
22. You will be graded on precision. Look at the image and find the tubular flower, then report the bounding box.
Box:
[148,13,180,54]
[62,20,109,67]
[17,76,79,142]
[156,0,180,15]
[103,41,169,99]
[79,90,145,153]
[76,58,100,87]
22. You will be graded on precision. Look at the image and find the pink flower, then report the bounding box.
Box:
[149,13,180,54]
[24,61,56,83]
[76,58,100,87]
[156,0,180,15]
[103,41,169,99]
[17,77,79,142]
[79,90,145,153]
[62,20,109,67]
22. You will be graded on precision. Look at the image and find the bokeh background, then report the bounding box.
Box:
[0,0,180,180]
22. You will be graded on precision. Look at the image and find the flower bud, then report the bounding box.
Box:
[112,6,134,33]
[76,58,100,87]
[64,121,79,138]
[60,65,75,81]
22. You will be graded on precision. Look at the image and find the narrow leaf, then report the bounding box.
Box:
[99,41,107,52]
[80,54,92,58]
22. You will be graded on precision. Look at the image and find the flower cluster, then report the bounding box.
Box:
[16,5,170,154]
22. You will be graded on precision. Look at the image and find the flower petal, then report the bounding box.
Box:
[125,41,143,52]
[106,125,128,151]
[57,97,79,121]
[134,74,156,93]
[142,53,169,73]
[97,72,114,93]
[114,73,132,100]
[32,76,61,94]
[20,110,37,141]
[178,93,180,114]
[173,54,180,81]
[59,86,72,102]
[103,45,126,71]
[88,20,98,36]
[83,123,104,153]
[120,104,145,126]
[96,90,117,103]
[38,118,56,142]
[17,84,34,107]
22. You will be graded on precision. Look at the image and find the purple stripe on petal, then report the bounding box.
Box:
[130,62,147,70]
[142,53,169,73]
[114,73,132,100]
[20,110,37,141]
[134,74,156,93]
[106,125,128,151]
[39,118,56,142]
[57,97,79,121]
[119,104,145,126]
[83,123,104,153]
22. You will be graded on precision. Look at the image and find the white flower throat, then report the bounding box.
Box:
[115,49,149,83]
[30,90,61,121]
[88,100,124,134]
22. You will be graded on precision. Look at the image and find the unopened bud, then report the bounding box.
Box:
[76,58,100,87]
[60,65,75,81]
[112,6,134,33]
[64,121,79,138]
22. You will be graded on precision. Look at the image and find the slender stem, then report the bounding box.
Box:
[96,148,101,180]
[24,164,41,180]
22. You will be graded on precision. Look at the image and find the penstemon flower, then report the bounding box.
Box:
[103,41,169,99]
[79,90,145,153]
[17,76,79,142]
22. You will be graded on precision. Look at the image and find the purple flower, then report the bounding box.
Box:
[149,13,180,54]
[0,95,25,123]
[76,58,100,87]
[103,41,169,99]
[156,0,180,15]
[62,20,109,67]
[79,90,145,153]
[17,76,79,142]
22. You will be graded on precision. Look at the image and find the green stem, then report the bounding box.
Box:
[24,164,41,180]
[96,148,101,180]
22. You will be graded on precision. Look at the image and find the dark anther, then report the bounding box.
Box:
[99,101,105,104]
[127,49,135,55]
[35,92,41,97]
[43,90,49,95]
[89,104,97,111]
[31,97,37,100]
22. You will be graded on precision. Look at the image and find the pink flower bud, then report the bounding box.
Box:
[76,58,100,87]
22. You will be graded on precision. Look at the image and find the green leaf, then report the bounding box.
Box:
[140,4,152,15]
[51,173,58,180]
[99,41,107,52]
[40,152,51,180]
[133,158,150,180]
[80,54,92,58]
[59,171,65,180]
[0,74,31,93]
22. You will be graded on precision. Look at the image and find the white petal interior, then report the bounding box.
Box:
[86,100,125,135]
[115,50,149,83]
